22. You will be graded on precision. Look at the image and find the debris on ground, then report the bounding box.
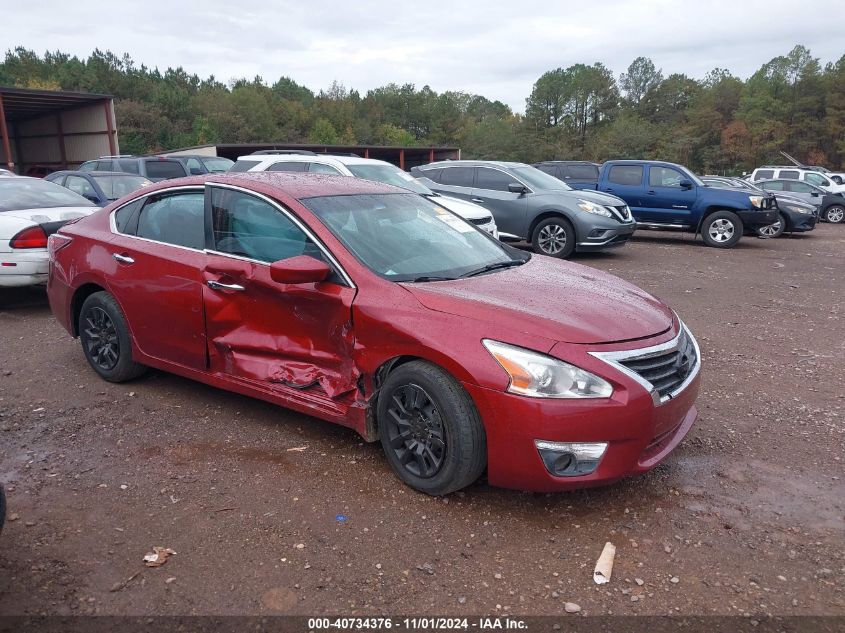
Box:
[593,542,616,585]
[286,446,307,452]
[564,602,581,613]
[109,571,141,592]
[143,547,177,567]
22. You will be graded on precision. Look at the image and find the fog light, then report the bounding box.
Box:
[588,229,608,238]
[535,440,608,477]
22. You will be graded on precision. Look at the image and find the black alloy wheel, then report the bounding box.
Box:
[384,384,446,478]
[83,307,120,371]
[78,292,147,383]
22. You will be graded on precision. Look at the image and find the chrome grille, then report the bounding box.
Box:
[614,205,632,221]
[619,328,697,398]
[468,216,493,226]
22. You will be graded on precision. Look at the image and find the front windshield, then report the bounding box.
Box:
[0,178,95,212]
[346,164,432,195]
[91,174,151,200]
[303,193,523,282]
[510,166,572,191]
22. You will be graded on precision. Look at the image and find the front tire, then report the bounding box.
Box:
[701,211,743,248]
[377,361,486,496]
[757,213,786,238]
[532,217,576,259]
[823,205,844,224]
[79,292,147,383]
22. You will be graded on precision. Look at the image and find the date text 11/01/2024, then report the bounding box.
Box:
[307,617,528,630]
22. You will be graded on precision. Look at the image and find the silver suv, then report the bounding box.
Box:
[411,160,635,258]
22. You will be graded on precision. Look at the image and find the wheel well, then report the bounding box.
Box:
[696,207,733,233]
[70,283,106,337]
[528,211,575,242]
[363,355,437,441]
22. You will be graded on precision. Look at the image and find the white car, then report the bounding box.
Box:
[1,177,97,287]
[231,153,499,238]
[748,166,845,195]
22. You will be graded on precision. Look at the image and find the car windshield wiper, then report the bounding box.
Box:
[458,259,526,279]
[408,275,458,283]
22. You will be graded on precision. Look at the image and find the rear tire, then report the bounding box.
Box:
[701,211,743,248]
[377,361,486,496]
[79,292,147,383]
[531,217,576,259]
[823,205,844,224]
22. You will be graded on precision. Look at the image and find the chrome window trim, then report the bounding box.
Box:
[589,320,701,407]
[108,185,206,253]
[207,182,356,289]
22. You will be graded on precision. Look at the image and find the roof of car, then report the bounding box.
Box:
[418,160,528,170]
[51,170,146,177]
[236,153,392,168]
[142,171,409,200]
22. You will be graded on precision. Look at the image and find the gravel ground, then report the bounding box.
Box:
[0,225,842,618]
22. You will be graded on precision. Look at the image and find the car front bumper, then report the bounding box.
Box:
[785,211,817,232]
[0,249,49,287]
[575,219,636,252]
[738,208,779,229]
[462,328,701,492]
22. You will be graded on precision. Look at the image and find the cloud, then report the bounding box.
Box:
[3,0,842,111]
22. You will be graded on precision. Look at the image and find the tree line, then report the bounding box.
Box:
[1,45,843,173]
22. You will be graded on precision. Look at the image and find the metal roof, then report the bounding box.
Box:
[0,86,113,122]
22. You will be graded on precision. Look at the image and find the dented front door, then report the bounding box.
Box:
[202,186,358,399]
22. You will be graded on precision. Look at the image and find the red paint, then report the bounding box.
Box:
[47,172,700,492]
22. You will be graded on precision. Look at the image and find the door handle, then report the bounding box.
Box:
[112,253,134,264]
[647,190,657,195]
[471,198,485,203]
[207,280,245,292]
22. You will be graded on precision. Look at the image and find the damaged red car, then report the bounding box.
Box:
[47,172,701,495]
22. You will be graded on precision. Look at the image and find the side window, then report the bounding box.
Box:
[66,175,95,198]
[210,188,324,264]
[136,190,205,249]
[607,165,644,186]
[474,167,514,192]
[229,159,262,173]
[95,160,112,171]
[113,199,143,234]
[755,169,774,180]
[48,174,66,186]
[760,181,784,191]
[804,172,827,186]
[779,170,799,180]
[117,159,140,174]
[439,167,475,188]
[567,164,599,181]
[78,161,97,172]
[267,161,307,172]
[535,164,557,176]
[308,163,342,175]
[419,168,442,183]
[787,182,814,193]
[144,160,188,180]
[648,166,685,188]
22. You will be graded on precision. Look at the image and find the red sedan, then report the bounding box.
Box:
[47,173,701,495]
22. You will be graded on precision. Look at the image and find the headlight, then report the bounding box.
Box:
[577,199,613,218]
[748,195,765,209]
[782,204,811,214]
[482,340,613,399]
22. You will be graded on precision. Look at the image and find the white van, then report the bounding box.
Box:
[748,166,845,194]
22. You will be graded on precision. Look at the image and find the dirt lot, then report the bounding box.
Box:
[0,225,842,619]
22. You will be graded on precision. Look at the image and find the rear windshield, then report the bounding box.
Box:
[346,164,431,194]
[202,157,235,172]
[0,178,95,212]
[144,160,187,179]
[91,174,152,200]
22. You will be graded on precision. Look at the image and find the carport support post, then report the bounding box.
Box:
[103,100,116,156]
[0,93,13,171]
[399,149,405,171]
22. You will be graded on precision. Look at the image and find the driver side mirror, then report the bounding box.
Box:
[508,183,528,195]
[679,179,693,189]
[270,255,331,285]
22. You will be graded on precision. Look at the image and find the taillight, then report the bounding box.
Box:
[9,225,48,249]
[48,233,73,258]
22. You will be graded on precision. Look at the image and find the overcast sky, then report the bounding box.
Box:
[5,0,843,112]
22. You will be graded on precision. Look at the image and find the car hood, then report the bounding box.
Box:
[533,188,627,208]
[427,195,491,220]
[402,257,674,345]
